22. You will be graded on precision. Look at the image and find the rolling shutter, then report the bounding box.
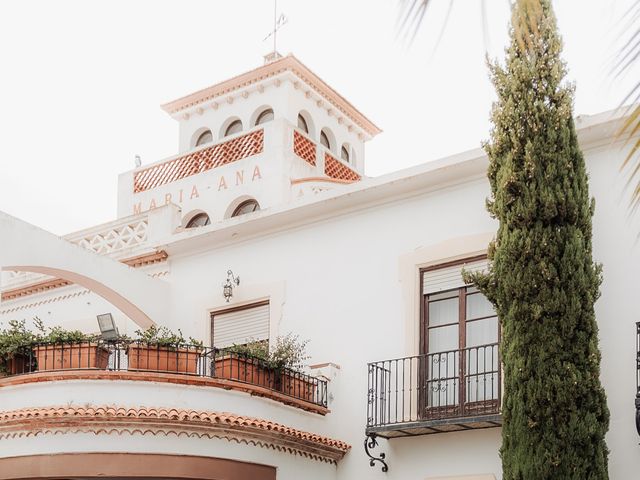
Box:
[422,259,488,294]
[212,302,270,348]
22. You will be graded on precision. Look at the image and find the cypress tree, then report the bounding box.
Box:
[467,1,610,477]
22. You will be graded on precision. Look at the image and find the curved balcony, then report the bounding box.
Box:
[0,340,328,414]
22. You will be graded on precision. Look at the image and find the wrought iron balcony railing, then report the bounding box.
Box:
[636,322,640,436]
[366,343,501,436]
[0,340,327,408]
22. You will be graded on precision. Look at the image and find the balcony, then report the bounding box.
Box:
[0,340,328,413]
[366,343,501,438]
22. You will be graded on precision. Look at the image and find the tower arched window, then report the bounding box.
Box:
[297,114,309,134]
[255,108,274,126]
[195,130,213,147]
[320,130,331,150]
[224,120,243,137]
[186,213,211,228]
[232,199,260,217]
[341,144,350,163]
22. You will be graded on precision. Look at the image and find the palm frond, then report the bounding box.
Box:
[614,1,640,210]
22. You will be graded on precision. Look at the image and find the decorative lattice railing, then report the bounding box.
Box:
[324,153,361,182]
[293,130,317,166]
[68,218,149,255]
[133,129,264,193]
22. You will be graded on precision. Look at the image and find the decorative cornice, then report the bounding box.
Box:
[160,54,381,138]
[0,406,350,464]
[1,250,168,302]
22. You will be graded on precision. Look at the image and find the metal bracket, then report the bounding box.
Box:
[364,433,388,472]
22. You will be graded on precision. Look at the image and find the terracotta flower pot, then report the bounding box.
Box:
[34,343,110,372]
[127,345,200,374]
[214,355,276,389]
[279,371,316,402]
[5,353,31,375]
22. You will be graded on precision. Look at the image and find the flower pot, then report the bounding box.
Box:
[280,371,316,402]
[5,353,31,375]
[214,355,275,389]
[127,345,200,374]
[34,343,110,371]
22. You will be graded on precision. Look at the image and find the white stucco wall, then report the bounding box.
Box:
[1,116,639,479]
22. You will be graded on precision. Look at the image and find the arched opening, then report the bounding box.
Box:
[232,199,260,217]
[297,110,314,137]
[254,108,274,126]
[186,212,211,228]
[195,129,213,147]
[341,143,351,163]
[320,128,334,152]
[221,118,243,138]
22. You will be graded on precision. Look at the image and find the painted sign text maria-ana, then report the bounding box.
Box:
[132,165,263,215]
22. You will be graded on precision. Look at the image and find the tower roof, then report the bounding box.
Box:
[160,54,381,138]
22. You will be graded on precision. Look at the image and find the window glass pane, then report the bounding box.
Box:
[428,296,458,327]
[196,130,213,146]
[428,324,458,353]
[466,292,495,319]
[225,120,242,137]
[256,109,274,125]
[341,146,350,162]
[297,114,308,133]
[465,317,498,348]
[320,131,330,149]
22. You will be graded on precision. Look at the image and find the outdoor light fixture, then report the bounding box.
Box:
[96,313,119,341]
[223,270,240,302]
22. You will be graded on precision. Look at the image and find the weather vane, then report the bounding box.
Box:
[263,0,288,59]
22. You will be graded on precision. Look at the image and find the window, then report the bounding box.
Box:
[341,144,350,163]
[421,258,499,410]
[297,114,309,134]
[211,301,270,348]
[320,130,331,150]
[195,130,213,147]
[185,213,210,228]
[232,199,260,217]
[255,108,274,126]
[224,120,243,137]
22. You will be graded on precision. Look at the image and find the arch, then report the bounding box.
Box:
[224,196,261,219]
[182,209,211,228]
[320,127,335,153]
[220,117,243,138]
[251,106,275,127]
[340,143,351,163]
[0,211,168,329]
[189,127,214,148]
[297,110,315,137]
[0,453,276,480]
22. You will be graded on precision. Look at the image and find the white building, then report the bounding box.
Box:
[0,53,638,480]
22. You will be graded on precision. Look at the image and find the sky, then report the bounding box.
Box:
[0,0,636,234]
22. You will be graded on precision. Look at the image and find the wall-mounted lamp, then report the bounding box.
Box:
[96,313,119,341]
[223,270,240,302]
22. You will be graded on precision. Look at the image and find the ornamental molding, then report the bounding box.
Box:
[0,406,350,464]
[160,54,381,138]
[0,251,168,303]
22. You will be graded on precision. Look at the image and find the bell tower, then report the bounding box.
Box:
[117,54,381,227]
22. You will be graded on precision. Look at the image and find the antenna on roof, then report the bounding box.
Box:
[134,155,141,168]
[263,0,287,64]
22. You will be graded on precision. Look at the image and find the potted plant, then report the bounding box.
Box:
[126,325,203,374]
[216,334,315,401]
[214,340,275,389]
[0,320,37,376]
[33,319,110,372]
